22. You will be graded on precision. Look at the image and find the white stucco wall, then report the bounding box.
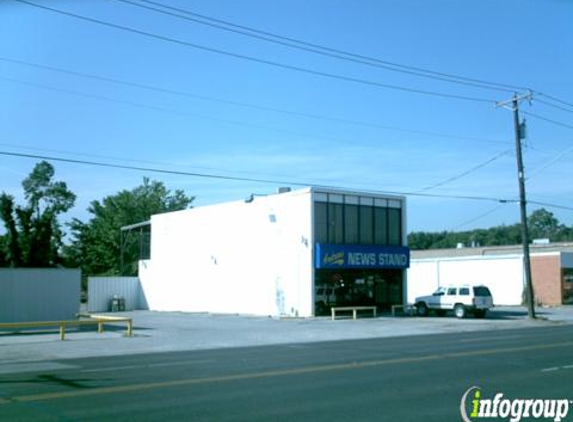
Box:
[408,255,524,306]
[140,189,314,317]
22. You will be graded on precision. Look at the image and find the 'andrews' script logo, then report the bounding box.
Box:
[323,252,344,266]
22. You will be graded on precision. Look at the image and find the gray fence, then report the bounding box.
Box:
[0,268,81,323]
[87,277,148,312]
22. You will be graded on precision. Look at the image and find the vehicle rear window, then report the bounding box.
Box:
[473,286,492,297]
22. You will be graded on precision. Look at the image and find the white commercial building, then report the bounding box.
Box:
[408,243,573,306]
[139,187,410,317]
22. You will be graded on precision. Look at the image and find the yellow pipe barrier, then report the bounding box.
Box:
[0,316,134,340]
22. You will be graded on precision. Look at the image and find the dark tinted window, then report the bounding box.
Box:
[344,204,359,244]
[388,208,402,245]
[359,205,374,244]
[374,207,388,244]
[313,195,403,246]
[315,202,328,243]
[447,288,457,295]
[459,288,470,296]
[473,286,492,297]
[328,203,344,243]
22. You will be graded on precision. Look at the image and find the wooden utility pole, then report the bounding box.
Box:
[498,92,536,319]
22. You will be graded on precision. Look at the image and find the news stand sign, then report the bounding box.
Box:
[315,244,410,270]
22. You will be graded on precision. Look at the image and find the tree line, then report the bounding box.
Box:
[1,161,572,275]
[0,161,193,278]
[408,208,573,250]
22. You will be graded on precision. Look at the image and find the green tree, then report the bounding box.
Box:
[408,231,449,250]
[527,208,565,241]
[0,235,7,266]
[0,161,76,267]
[408,209,573,250]
[68,178,194,277]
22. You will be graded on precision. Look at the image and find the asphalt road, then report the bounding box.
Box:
[1,325,573,422]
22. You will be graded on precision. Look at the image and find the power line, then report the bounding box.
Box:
[0,150,515,203]
[0,136,528,202]
[115,0,518,94]
[452,199,573,232]
[417,149,512,193]
[452,204,508,231]
[3,148,570,213]
[131,0,573,112]
[527,145,573,180]
[0,139,409,187]
[0,74,409,148]
[4,74,510,153]
[522,110,573,131]
[535,98,573,114]
[0,56,512,146]
[12,0,496,104]
[452,195,573,231]
[528,200,573,212]
[536,92,573,109]
[124,0,530,93]
[0,140,241,176]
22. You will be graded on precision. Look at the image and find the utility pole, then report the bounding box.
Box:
[498,92,535,319]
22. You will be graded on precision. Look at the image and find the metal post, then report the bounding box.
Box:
[59,322,66,340]
[120,230,124,276]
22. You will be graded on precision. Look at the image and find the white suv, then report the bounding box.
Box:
[414,285,493,318]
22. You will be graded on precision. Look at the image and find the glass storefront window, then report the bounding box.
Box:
[564,269,573,304]
[314,193,403,247]
[374,207,388,245]
[315,202,328,244]
[344,204,359,244]
[388,208,402,245]
[359,205,374,244]
[314,268,403,315]
[328,203,344,243]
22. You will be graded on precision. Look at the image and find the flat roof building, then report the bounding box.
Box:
[409,242,573,306]
[139,187,410,317]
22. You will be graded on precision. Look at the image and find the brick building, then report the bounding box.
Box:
[409,242,573,306]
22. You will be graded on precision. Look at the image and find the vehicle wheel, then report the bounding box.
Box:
[474,309,487,318]
[454,304,466,319]
[416,302,428,317]
[435,309,447,317]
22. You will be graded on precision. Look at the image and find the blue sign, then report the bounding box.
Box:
[315,243,410,269]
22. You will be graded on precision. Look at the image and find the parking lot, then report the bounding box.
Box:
[1,306,573,371]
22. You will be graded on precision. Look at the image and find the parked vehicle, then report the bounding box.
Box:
[414,285,493,318]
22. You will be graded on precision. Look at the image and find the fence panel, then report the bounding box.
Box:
[87,277,143,312]
[0,269,80,323]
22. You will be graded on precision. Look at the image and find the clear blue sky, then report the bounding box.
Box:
[0,0,571,234]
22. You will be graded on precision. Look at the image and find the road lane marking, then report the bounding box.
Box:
[81,359,214,373]
[459,335,523,343]
[2,340,573,405]
[540,364,573,373]
[0,362,78,375]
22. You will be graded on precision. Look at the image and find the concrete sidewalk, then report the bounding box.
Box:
[1,306,571,368]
